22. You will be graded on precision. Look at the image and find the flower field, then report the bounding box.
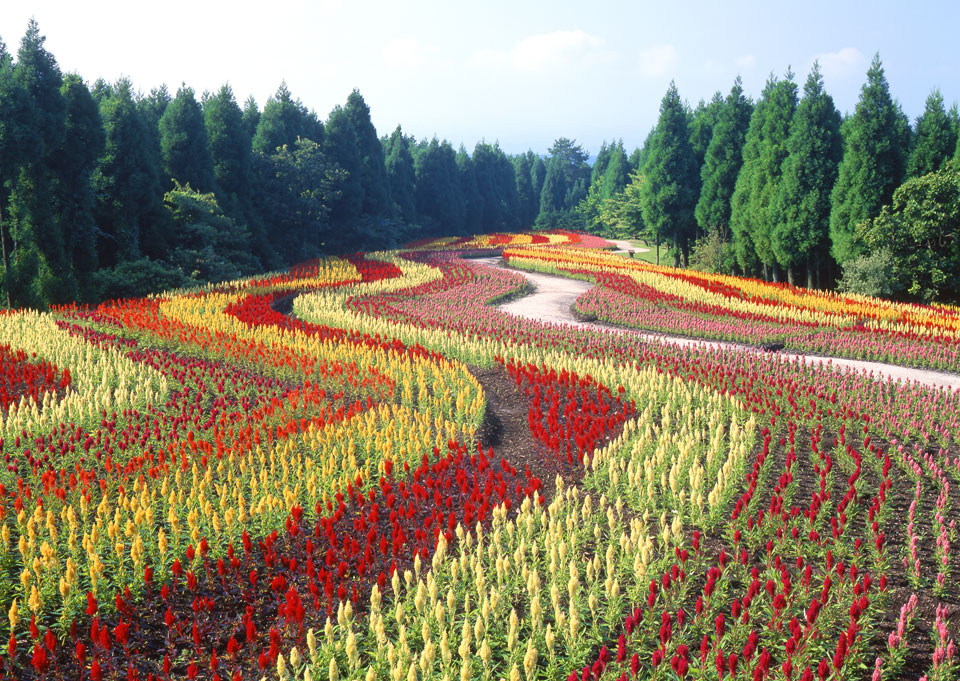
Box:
[0,230,959,680]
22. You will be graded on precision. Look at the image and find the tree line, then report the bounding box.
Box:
[581,57,960,301]
[0,21,591,307]
[2,20,958,307]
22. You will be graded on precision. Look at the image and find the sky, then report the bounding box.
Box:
[1,0,957,157]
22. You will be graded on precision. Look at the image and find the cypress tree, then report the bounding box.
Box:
[830,54,909,264]
[591,141,612,186]
[48,74,105,302]
[204,84,251,197]
[241,95,260,141]
[341,90,391,216]
[907,89,956,178]
[414,138,463,236]
[600,140,629,199]
[457,147,482,235]
[473,141,519,232]
[512,152,536,229]
[770,63,843,287]
[695,77,753,240]
[384,125,417,224]
[641,81,700,266]
[253,82,322,153]
[530,154,546,216]
[689,91,724,170]
[159,85,215,192]
[323,103,363,228]
[729,71,797,280]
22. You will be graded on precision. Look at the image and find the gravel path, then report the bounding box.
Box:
[475,257,960,392]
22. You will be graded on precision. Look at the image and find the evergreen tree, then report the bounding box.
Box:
[341,90,391,216]
[830,54,910,264]
[591,141,612,186]
[600,140,629,199]
[384,125,417,224]
[204,84,251,197]
[93,78,169,265]
[907,89,956,178]
[0,33,33,306]
[252,82,322,153]
[640,81,700,266]
[413,138,464,235]
[139,84,170,132]
[5,19,74,307]
[158,84,215,192]
[538,138,590,226]
[729,71,797,279]
[241,95,260,141]
[323,103,363,228]
[770,63,843,287]
[457,147,482,235]
[529,154,546,215]
[695,77,753,240]
[48,74,105,302]
[512,152,537,229]
[473,141,519,232]
[689,91,724,169]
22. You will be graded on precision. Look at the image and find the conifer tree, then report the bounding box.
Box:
[512,152,537,229]
[830,54,909,264]
[695,77,753,240]
[907,89,956,178]
[689,91,724,170]
[641,82,699,266]
[457,147,482,235]
[252,82,322,153]
[729,71,797,279]
[204,84,251,198]
[770,63,843,287]
[384,125,417,224]
[159,84,215,192]
[341,90,391,216]
[414,138,463,235]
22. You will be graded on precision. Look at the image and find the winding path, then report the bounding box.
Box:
[473,256,960,392]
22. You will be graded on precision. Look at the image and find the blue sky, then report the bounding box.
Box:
[1,0,957,156]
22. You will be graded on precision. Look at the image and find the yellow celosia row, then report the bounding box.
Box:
[281,365,755,681]
[505,245,960,338]
[0,310,168,436]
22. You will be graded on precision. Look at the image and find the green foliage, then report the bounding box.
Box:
[252,82,322,154]
[771,63,843,287]
[413,138,463,236]
[384,125,417,224]
[204,84,251,197]
[472,141,519,232]
[163,182,259,283]
[835,249,899,298]
[159,85,215,192]
[907,89,956,178]
[858,165,960,302]
[512,152,538,229]
[640,82,699,266]
[537,138,590,227]
[689,92,724,170]
[695,77,753,239]
[829,54,910,264]
[94,257,188,300]
[597,169,647,242]
[341,90,391,217]
[457,147,482,235]
[729,71,797,278]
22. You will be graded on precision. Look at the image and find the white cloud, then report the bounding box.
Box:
[735,54,756,69]
[815,47,866,79]
[472,29,608,72]
[382,38,425,69]
[638,44,677,77]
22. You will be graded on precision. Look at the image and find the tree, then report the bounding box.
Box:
[600,140,629,199]
[859,164,960,302]
[252,138,343,258]
[164,182,259,282]
[93,78,170,265]
[537,138,590,227]
[158,85,215,192]
[907,89,956,178]
[599,170,649,244]
[204,84,251,198]
[695,77,753,242]
[252,82,322,153]
[640,81,699,266]
[323,102,364,228]
[48,74,105,302]
[729,71,797,279]
[0,33,33,306]
[241,95,260,141]
[689,92,724,170]
[512,152,537,229]
[413,138,464,236]
[473,141,519,232]
[830,54,910,265]
[384,125,417,224]
[457,147,482,235]
[770,63,843,287]
[341,90,391,217]
[4,19,74,307]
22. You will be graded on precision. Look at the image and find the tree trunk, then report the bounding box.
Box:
[655,232,660,266]
[762,263,769,281]
[786,266,795,286]
[771,261,780,283]
[806,261,814,290]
